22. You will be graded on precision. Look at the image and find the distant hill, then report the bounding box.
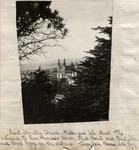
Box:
[22,58,82,71]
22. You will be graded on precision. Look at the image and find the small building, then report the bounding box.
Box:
[53,94,65,103]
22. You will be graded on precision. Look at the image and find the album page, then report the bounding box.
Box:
[0,0,139,150]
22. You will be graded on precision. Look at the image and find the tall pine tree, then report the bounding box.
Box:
[22,67,57,123]
[63,17,112,122]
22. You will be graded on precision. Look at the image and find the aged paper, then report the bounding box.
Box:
[0,0,139,150]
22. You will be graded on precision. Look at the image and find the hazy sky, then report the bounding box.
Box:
[23,0,112,64]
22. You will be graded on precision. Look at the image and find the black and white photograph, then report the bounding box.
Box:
[16,0,113,124]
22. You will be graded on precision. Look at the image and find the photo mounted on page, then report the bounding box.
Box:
[16,1,113,124]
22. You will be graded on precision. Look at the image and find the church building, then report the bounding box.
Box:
[57,59,77,84]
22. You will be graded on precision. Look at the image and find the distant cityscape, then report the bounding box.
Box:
[22,58,80,85]
[22,58,82,71]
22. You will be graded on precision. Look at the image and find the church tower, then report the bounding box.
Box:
[63,58,66,66]
[57,59,61,78]
[62,58,66,76]
[58,58,60,67]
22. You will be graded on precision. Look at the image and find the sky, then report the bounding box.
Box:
[23,0,112,64]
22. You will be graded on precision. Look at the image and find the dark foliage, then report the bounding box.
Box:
[16,1,66,37]
[16,1,68,60]
[22,67,57,123]
[60,17,112,122]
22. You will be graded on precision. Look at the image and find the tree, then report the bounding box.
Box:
[62,17,112,122]
[22,67,57,123]
[16,1,68,60]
